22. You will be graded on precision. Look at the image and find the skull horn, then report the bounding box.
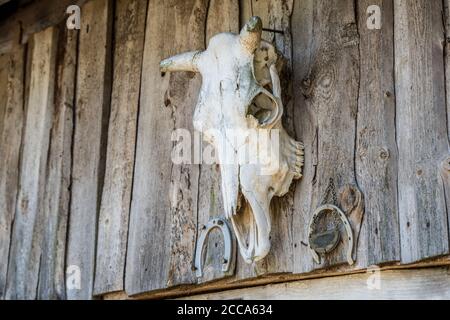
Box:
[239,16,262,54]
[160,50,202,73]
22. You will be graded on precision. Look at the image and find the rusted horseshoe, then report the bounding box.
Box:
[308,204,354,266]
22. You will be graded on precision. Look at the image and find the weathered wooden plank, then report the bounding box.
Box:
[291,0,321,274]
[355,0,400,267]
[0,0,88,54]
[125,0,208,295]
[443,0,450,254]
[234,0,296,280]
[5,27,57,299]
[37,25,77,300]
[0,53,8,142]
[292,0,362,273]
[196,0,239,284]
[241,0,293,63]
[394,0,450,263]
[0,46,25,299]
[103,255,450,299]
[66,0,112,300]
[94,0,147,296]
[157,0,205,289]
[205,0,239,42]
[259,0,295,276]
[182,267,450,300]
[240,0,271,46]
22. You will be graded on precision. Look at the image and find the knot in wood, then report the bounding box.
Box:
[379,148,389,160]
[442,157,450,172]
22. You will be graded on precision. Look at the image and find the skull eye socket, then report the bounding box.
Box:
[247,91,277,125]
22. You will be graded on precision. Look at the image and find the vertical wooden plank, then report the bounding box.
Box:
[37,25,77,300]
[67,0,112,300]
[205,0,239,41]
[446,0,450,140]
[0,0,89,54]
[0,53,8,142]
[196,0,239,284]
[235,0,296,279]
[125,0,207,295]
[6,27,57,299]
[355,0,400,267]
[94,0,147,295]
[161,0,207,289]
[291,0,319,273]
[292,0,362,273]
[443,0,450,254]
[0,47,25,299]
[394,0,450,263]
[241,0,293,63]
[260,0,295,276]
[240,0,271,44]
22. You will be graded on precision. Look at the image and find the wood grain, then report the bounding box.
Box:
[37,25,77,300]
[182,267,450,300]
[0,53,8,142]
[66,0,113,300]
[394,0,450,264]
[0,0,88,54]
[94,0,147,296]
[355,0,400,267]
[125,0,207,295]
[6,27,57,299]
[234,0,296,280]
[292,0,363,273]
[443,0,450,257]
[196,0,239,285]
[0,0,450,300]
[0,46,25,299]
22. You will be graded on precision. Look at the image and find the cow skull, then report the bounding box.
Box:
[160,16,304,263]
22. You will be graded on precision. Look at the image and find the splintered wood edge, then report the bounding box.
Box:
[101,256,450,300]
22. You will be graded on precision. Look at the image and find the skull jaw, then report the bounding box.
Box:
[231,201,271,263]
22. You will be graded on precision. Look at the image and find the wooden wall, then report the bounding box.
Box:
[0,0,449,299]
[181,266,450,300]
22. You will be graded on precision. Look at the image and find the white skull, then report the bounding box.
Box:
[160,16,304,263]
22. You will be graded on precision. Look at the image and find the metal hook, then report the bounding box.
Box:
[262,28,284,34]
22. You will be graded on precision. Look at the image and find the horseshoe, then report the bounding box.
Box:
[194,218,234,278]
[308,204,354,266]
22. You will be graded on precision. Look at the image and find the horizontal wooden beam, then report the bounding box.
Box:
[101,257,450,299]
[182,266,450,300]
